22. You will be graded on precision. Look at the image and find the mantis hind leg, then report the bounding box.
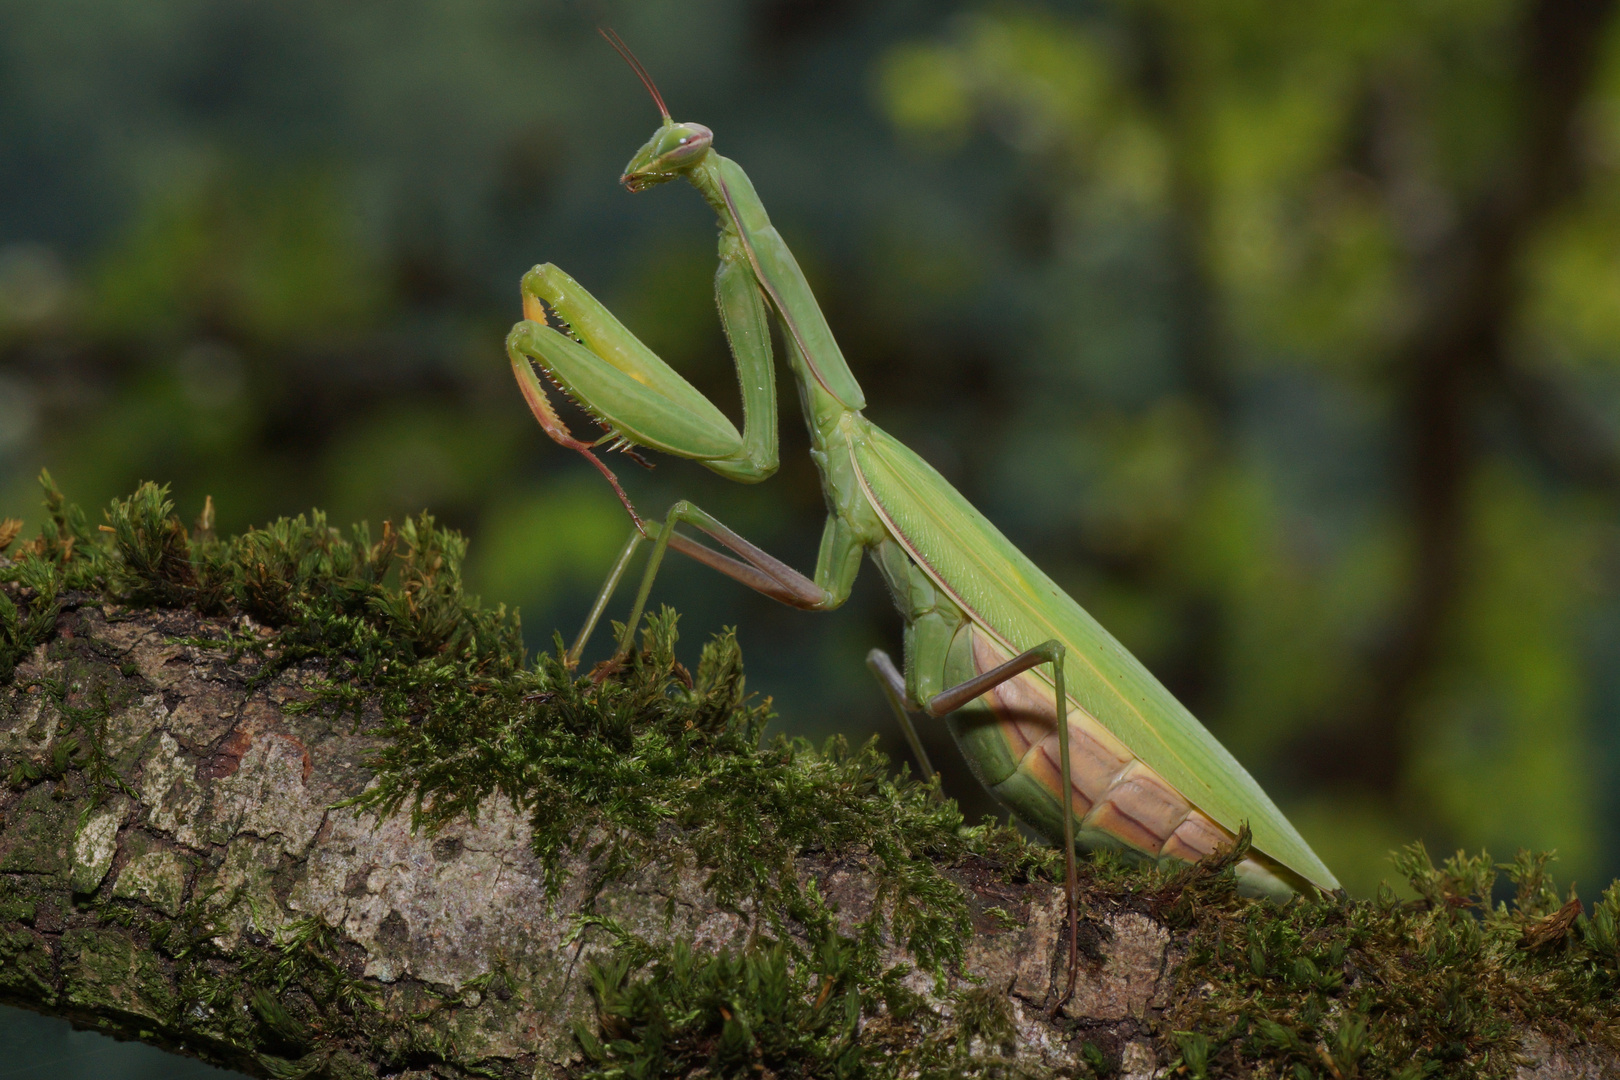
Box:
[923,640,1081,1013]
[865,649,937,788]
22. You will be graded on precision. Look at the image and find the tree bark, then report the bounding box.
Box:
[0,598,1614,1079]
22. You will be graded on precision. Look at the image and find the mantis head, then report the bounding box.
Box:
[599,28,711,192]
[621,122,713,192]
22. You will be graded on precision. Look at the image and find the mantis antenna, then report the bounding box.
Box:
[598,27,671,122]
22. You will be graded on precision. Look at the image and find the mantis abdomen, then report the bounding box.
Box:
[949,629,1300,897]
[855,421,1331,897]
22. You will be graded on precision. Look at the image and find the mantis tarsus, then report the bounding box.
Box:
[506,32,1339,1008]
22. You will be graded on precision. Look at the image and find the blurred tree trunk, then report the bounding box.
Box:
[1276,0,1620,797]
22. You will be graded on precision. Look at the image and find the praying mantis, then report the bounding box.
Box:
[506,33,1339,1004]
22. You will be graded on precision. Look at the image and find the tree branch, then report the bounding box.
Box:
[0,596,1615,1077]
[0,598,1198,1077]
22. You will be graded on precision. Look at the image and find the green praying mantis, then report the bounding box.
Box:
[506,32,1339,1004]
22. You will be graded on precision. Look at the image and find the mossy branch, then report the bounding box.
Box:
[1,476,1617,1079]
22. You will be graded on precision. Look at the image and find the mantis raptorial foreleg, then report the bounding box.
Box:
[513,262,778,483]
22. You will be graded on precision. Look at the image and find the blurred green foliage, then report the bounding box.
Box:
[3,0,1620,910]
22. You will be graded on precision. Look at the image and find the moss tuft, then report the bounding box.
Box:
[338,601,1002,973]
[572,919,1037,1080]
[1161,842,1620,1078]
[0,540,63,682]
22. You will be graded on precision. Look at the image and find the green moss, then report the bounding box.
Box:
[0,925,55,1001]
[4,671,138,827]
[343,603,1004,975]
[118,897,410,1074]
[1159,843,1620,1078]
[0,879,52,1002]
[571,919,1035,1080]
[0,782,76,880]
[0,497,63,680]
[60,925,179,1024]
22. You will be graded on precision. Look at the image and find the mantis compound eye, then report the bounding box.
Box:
[657,123,712,164]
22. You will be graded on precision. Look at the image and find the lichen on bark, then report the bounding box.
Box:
[0,477,1617,1079]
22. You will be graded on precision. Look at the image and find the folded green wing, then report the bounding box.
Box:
[852,422,1338,892]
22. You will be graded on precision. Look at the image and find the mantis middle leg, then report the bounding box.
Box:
[568,500,866,663]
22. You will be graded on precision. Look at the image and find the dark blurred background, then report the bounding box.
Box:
[3,0,1620,990]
